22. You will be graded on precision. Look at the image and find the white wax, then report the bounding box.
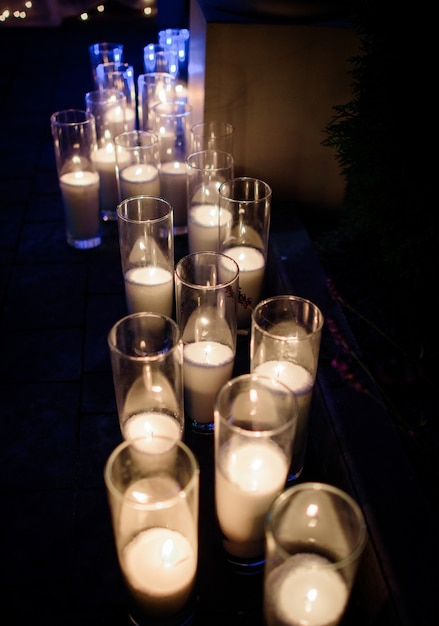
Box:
[123,412,182,451]
[123,527,196,618]
[265,553,349,626]
[59,171,100,240]
[159,161,187,228]
[124,106,136,131]
[92,144,119,213]
[125,266,173,317]
[224,246,265,327]
[119,164,160,201]
[216,437,288,557]
[253,360,314,472]
[106,105,136,136]
[183,341,234,424]
[158,131,176,162]
[188,204,233,254]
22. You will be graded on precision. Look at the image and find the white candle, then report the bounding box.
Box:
[188,204,233,254]
[159,161,187,229]
[265,553,349,626]
[124,266,173,316]
[106,104,136,136]
[223,246,265,327]
[158,131,176,162]
[176,85,188,103]
[183,341,234,425]
[119,164,160,201]
[59,171,100,239]
[92,143,119,214]
[253,360,314,473]
[123,411,182,451]
[124,106,136,131]
[216,437,288,557]
[122,527,197,618]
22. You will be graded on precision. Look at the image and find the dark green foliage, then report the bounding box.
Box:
[319,1,437,365]
[314,1,438,505]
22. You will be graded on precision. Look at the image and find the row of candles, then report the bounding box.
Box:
[50,34,367,626]
[106,301,367,626]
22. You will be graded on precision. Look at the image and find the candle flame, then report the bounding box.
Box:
[161,538,177,568]
[142,421,154,437]
[305,587,318,614]
[306,504,319,517]
[273,362,286,379]
[306,503,319,528]
[160,537,190,569]
[250,457,263,472]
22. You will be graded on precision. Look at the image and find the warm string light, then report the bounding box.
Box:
[1,0,32,22]
[0,1,155,24]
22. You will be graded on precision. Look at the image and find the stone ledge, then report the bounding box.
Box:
[267,211,437,626]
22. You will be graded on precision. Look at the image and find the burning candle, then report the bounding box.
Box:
[183,341,234,426]
[124,266,173,316]
[59,170,100,240]
[159,161,187,230]
[123,411,182,450]
[119,163,160,201]
[264,553,349,626]
[188,204,233,254]
[106,103,136,136]
[223,246,265,327]
[157,130,176,162]
[92,142,119,216]
[253,360,314,480]
[216,437,288,558]
[122,527,197,618]
[124,106,136,131]
[104,437,199,626]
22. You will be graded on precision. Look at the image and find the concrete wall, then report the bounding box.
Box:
[188,0,360,212]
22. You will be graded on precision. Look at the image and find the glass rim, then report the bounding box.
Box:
[89,41,124,52]
[186,149,234,170]
[191,120,234,137]
[214,373,298,437]
[175,252,240,290]
[116,196,173,224]
[50,108,94,127]
[85,88,126,104]
[97,61,133,72]
[107,311,181,361]
[266,481,368,567]
[218,176,272,203]
[252,294,324,338]
[138,71,175,84]
[104,436,199,508]
[158,27,190,39]
[114,129,159,148]
[152,100,192,118]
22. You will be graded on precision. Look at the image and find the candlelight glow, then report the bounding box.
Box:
[161,538,177,567]
[306,502,319,528]
[305,587,318,613]
[306,503,319,517]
